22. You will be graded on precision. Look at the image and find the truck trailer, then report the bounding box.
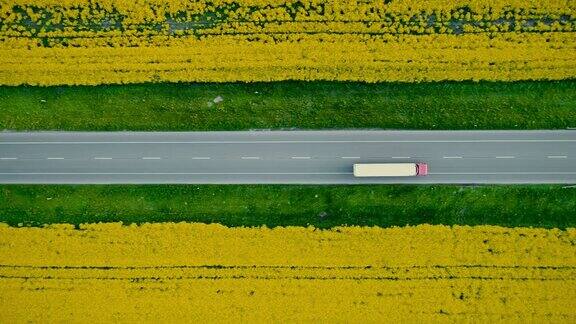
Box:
[353,163,428,177]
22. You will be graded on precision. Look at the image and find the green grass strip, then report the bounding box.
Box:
[1,80,575,130]
[1,185,574,228]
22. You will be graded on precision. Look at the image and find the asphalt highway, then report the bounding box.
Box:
[0,130,575,184]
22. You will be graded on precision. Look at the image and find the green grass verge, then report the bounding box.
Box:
[1,185,574,228]
[1,80,575,130]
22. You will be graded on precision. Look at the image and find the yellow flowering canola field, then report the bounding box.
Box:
[1,0,575,85]
[1,223,575,322]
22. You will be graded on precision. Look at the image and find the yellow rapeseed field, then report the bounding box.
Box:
[1,0,575,85]
[1,223,575,322]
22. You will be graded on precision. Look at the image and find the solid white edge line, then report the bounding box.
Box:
[2,172,576,176]
[0,172,351,175]
[430,172,576,175]
[2,140,576,144]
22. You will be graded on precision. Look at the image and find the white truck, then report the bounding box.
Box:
[353,163,428,177]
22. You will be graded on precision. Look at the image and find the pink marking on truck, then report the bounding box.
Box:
[416,163,428,176]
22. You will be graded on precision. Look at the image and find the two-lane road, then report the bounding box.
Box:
[0,130,575,184]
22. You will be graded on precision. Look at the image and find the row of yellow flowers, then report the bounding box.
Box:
[2,222,574,268]
[1,223,575,322]
[0,0,575,84]
[2,0,573,25]
[1,0,574,42]
[1,32,575,85]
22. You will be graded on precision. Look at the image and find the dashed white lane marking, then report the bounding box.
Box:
[443,156,462,159]
[495,156,515,159]
[191,157,211,160]
[46,157,64,160]
[241,157,260,160]
[0,157,18,160]
[547,155,567,159]
[94,157,112,160]
[341,156,360,159]
[142,157,162,160]
[291,156,311,159]
[391,156,410,159]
